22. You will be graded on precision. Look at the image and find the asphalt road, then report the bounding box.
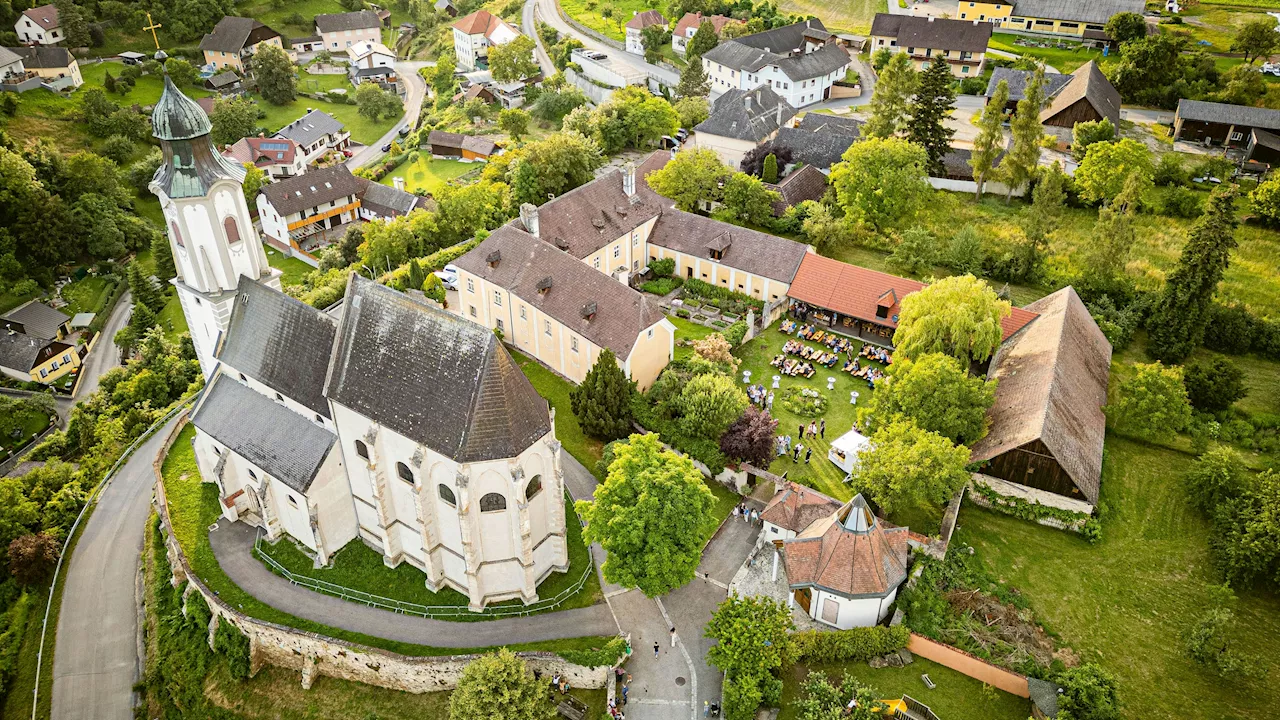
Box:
[345,59,430,170]
[51,415,181,720]
[531,0,679,87]
[74,289,130,402]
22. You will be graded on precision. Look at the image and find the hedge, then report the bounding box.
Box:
[682,278,764,313]
[381,239,482,290]
[556,635,629,667]
[792,625,910,664]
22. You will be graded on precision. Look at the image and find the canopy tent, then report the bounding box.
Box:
[828,428,870,474]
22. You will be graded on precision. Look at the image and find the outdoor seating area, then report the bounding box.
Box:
[772,321,894,388]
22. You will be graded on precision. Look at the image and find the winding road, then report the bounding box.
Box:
[345,59,431,171]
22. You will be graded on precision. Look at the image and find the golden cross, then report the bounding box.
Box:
[143,12,162,51]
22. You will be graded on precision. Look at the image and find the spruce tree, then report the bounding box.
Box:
[151,236,177,283]
[676,59,710,99]
[569,349,635,441]
[1147,185,1240,363]
[687,21,719,60]
[128,263,164,313]
[863,52,917,139]
[998,66,1045,201]
[103,70,116,94]
[762,153,778,184]
[970,78,1008,200]
[407,259,425,290]
[907,56,956,177]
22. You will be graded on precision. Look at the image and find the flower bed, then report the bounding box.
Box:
[781,386,828,417]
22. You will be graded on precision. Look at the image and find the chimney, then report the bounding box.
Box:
[622,162,636,196]
[973,19,979,24]
[744,95,752,111]
[928,16,934,21]
[581,302,597,320]
[393,176,406,191]
[485,250,501,267]
[776,102,782,126]
[519,202,539,237]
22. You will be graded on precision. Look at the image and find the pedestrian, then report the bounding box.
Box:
[798,423,804,439]
[654,641,660,658]
[732,505,740,520]
[704,700,710,717]
[622,684,629,705]
[820,418,826,439]
[670,627,678,647]
[552,673,560,692]
[805,447,812,464]
[793,443,802,462]
[808,421,818,438]
[766,391,774,410]
[751,508,759,523]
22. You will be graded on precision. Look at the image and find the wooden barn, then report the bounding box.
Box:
[426,130,499,162]
[968,287,1112,507]
[1039,60,1120,130]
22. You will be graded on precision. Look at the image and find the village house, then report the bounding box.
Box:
[868,14,992,78]
[223,136,306,180]
[691,84,798,171]
[355,177,432,221]
[315,10,383,51]
[2,45,81,89]
[427,130,499,161]
[1173,99,1280,152]
[624,10,666,56]
[451,9,522,71]
[199,16,288,72]
[701,19,853,108]
[0,47,26,86]
[436,0,459,16]
[968,0,1144,38]
[257,164,362,257]
[761,481,845,542]
[14,4,61,45]
[203,70,243,95]
[347,39,397,86]
[1,300,72,341]
[764,164,828,216]
[671,12,739,55]
[0,330,79,385]
[291,34,325,53]
[768,112,862,174]
[273,109,351,166]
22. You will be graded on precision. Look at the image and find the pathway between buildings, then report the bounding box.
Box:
[74,289,131,401]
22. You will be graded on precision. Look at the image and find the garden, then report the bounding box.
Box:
[378,155,473,195]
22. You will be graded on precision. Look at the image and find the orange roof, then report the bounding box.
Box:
[626,9,666,30]
[674,12,738,36]
[781,495,910,597]
[761,482,844,534]
[1002,306,1039,341]
[453,9,509,37]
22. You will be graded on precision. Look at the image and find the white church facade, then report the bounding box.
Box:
[150,64,569,610]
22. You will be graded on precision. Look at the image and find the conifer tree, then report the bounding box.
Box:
[687,21,719,60]
[998,65,1045,201]
[128,263,164,313]
[907,56,956,177]
[762,153,778,184]
[1147,186,1240,363]
[677,58,710,99]
[103,70,116,94]
[570,349,635,440]
[151,235,177,283]
[970,79,1008,200]
[407,258,426,290]
[863,52,917,139]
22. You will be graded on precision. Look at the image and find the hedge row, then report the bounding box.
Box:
[792,625,910,664]
[556,635,629,668]
[382,239,482,290]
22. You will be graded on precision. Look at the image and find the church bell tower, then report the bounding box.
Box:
[148,52,281,376]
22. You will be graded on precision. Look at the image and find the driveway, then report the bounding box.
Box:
[345,59,430,170]
[74,289,131,401]
[530,0,679,87]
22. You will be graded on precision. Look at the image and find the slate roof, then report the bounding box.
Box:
[1252,127,1280,152]
[354,65,395,77]
[701,19,851,81]
[273,109,346,148]
[767,164,828,215]
[984,67,1071,103]
[0,331,48,373]
[695,84,796,142]
[674,12,737,36]
[940,147,1004,180]
[650,208,810,284]
[5,45,74,69]
[781,495,910,598]
[427,130,498,156]
[0,47,21,67]
[1010,0,1144,24]
[356,178,429,217]
[1176,99,1280,130]
[1041,61,1121,127]
[772,115,861,170]
[20,4,58,31]
[868,14,992,53]
[517,166,662,259]
[315,10,381,33]
[260,163,361,217]
[192,373,337,494]
[1,301,68,340]
[205,71,241,89]
[968,287,1111,504]
[325,275,552,463]
[761,482,844,534]
[626,9,666,30]
[216,277,338,418]
[199,16,281,53]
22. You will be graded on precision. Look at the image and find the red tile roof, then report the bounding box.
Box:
[781,495,910,598]
[22,4,58,31]
[626,9,666,30]
[453,9,513,38]
[225,136,300,168]
[761,482,844,534]
[674,12,738,36]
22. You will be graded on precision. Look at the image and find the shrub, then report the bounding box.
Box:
[1201,302,1258,355]
[1160,185,1202,218]
[792,625,910,663]
[1183,357,1247,413]
[555,636,629,667]
[640,277,681,296]
[648,256,676,278]
[1154,152,1189,187]
[723,320,747,347]
[213,619,252,680]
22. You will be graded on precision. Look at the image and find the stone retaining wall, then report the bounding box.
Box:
[968,473,1092,532]
[153,413,615,694]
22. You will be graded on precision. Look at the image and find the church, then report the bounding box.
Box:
[148,65,569,610]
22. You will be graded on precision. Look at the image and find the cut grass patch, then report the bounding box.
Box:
[779,0,886,34]
[669,314,717,362]
[265,245,316,287]
[379,156,472,195]
[511,350,605,477]
[60,275,117,316]
[253,93,398,146]
[988,32,1104,74]
[79,61,212,107]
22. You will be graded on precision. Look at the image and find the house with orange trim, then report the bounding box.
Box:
[451,9,522,71]
[257,164,362,259]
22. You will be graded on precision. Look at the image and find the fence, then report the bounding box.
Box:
[906,633,1030,698]
[253,534,595,619]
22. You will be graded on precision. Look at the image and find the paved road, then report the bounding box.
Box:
[74,289,131,401]
[522,0,558,77]
[51,414,182,720]
[345,59,430,170]
[532,0,679,87]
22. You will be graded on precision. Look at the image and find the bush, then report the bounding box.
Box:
[648,257,676,278]
[1154,152,1189,187]
[723,320,747,347]
[1184,357,1247,413]
[640,277,682,296]
[213,619,252,680]
[958,76,986,95]
[1160,185,1202,218]
[792,625,910,663]
[682,278,764,311]
[1201,302,1259,355]
[100,134,136,164]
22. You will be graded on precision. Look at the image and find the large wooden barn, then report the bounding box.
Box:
[969,287,1112,508]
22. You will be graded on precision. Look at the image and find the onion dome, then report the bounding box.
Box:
[151,72,213,141]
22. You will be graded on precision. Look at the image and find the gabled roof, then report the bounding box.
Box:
[260,164,362,217]
[1176,99,1280,130]
[695,84,797,142]
[701,19,850,81]
[205,71,241,89]
[5,45,73,69]
[192,373,337,494]
[968,287,1111,503]
[767,164,828,215]
[357,177,429,217]
[786,254,925,328]
[426,130,498,156]
[273,109,346,148]
[781,495,910,598]
[315,10,382,33]
[1040,61,1121,127]
[0,47,21,67]
[452,9,519,39]
[761,482,844,534]
[454,226,667,359]
[348,40,395,59]
[199,16,281,53]
[649,208,811,284]
[20,4,58,31]
[1010,0,1144,25]
[674,12,737,36]
[517,165,662,259]
[1,300,69,340]
[984,67,1072,103]
[771,114,862,171]
[324,276,552,463]
[626,9,666,30]
[868,14,992,53]
[225,136,299,168]
[0,331,51,373]
[216,277,338,419]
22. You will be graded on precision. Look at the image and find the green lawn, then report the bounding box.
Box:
[987,33,1105,74]
[256,494,603,618]
[560,0,650,41]
[60,275,117,316]
[238,0,348,36]
[265,245,316,287]
[954,435,1280,720]
[2,410,52,453]
[1170,5,1275,54]
[160,424,617,657]
[780,657,1030,720]
[779,0,886,34]
[669,314,716,362]
[298,65,355,95]
[379,156,472,195]
[0,289,39,315]
[254,93,398,146]
[156,290,188,342]
[511,350,605,478]
[78,61,212,107]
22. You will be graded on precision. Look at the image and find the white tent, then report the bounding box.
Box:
[828,428,870,475]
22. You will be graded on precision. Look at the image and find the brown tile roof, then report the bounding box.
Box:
[626,9,666,30]
[868,13,992,53]
[649,209,810,285]
[21,4,58,31]
[969,287,1111,503]
[767,164,827,216]
[225,136,299,168]
[427,130,498,157]
[260,164,361,217]
[761,482,844,534]
[453,9,515,38]
[1040,60,1121,128]
[782,495,909,598]
[521,167,663,259]
[453,226,667,359]
[674,12,737,37]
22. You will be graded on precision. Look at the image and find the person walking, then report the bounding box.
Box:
[793,443,802,462]
[622,684,629,705]
[784,434,791,453]
[670,627,678,647]
[805,446,812,464]
[766,392,774,410]
[654,641,660,658]
[732,504,740,521]
[820,419,826,439]
[798,423,804,439]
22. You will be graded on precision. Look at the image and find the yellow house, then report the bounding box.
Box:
[868,14,993,78]
[1001,0,1144,37]
[957,1,1013,26]
[0,332,80,385]
[199,16,288,72]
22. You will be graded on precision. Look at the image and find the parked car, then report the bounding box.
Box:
[398,126,411,137]
[434,264,459,290]
[1263,62,1280,77]
[381,143,392,152]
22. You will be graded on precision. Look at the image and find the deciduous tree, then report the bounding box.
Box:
[907,55,956,176]
[863,52,916,139]
[720,172,780,227]
[860,353,996,444]
[1232,16,1279,64]
[497,108,530,140]
[489,35,540,82]
[1105,362,1192,442]
[647,147,731,211]
[448,649,557,720]
[970,78,1007,200]
[1104,12,1147,45]
[830,137,929,230]
[888,226,939,275]
[1070,118,1116,161]
[209,96,259,147]
[356,82,403,121]
[8,532,58,585]
[680,372,748,440]
[1055,663,1122,720]
[241,163,266,206]
[719,407,778,468]
[892,274,1010,365]
[570,349,635,440]
[997,65,1045,200]
[705,594,795,718]
[1183,356,1247,413]
[674,95,709,129]
[855,419,971,515]
[164,57,199,87]
[641,23,670,64]
[252,44,297,105]
[1074,138,1153,205]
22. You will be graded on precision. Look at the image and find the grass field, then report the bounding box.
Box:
[379,156,472,195]
[668,314,717,361]
[988,33,1104,74]
[79,61,212,107]
[560,0,651,41]
[779,0,886,34]
[265,245,316,287]
[254,92,398,146]
[779,657,1031,720]
[60,275,117,316]
[1170,5,1275,54]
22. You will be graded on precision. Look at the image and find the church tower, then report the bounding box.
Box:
[148,55,281,376]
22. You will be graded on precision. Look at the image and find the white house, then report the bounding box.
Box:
[223,136,306,180]
[256,164,362,256]
[691,84,797,170]
[701,19,852,109]
[348,40,396,69]
[780,494,910,629]
[452,9,521,71]
[761,481,845,542]
[14,4,61,45]
[625,10,666,56]
[315,10,382,51]
[272,109,351,166]
[671,12,739,55]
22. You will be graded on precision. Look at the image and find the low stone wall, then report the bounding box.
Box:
[968,473,1093,532]
[556,7,625,51]
[153,413,615,694]
[928,176,1024,198]
[907,633,1030,698]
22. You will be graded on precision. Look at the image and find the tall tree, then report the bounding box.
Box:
[647,147,731,211]
[677,57,710,98]
[241,163,266,206]
[721,172,780,227]
[569,349,635,440]
[1082,172,1143,287]
[888,226,939,275]
[489,35,539,82]
[1018,162,1066,280]
[1074,138,1153,205]
[998,65,1045,201]
[830,137,930,230]
[430,56,459,107]
[209,97,259,147]
[1105,362,1192,442]
[1232,16,1279,64]
[448,649,557,720]
[687,20,719,59]
[576,433,716,596]
[252,45,297,105]
[863,52,917,139]
[128,258,165,312]
[719,407,778,468]
[892,274,1011,365]
[679,372,748,440]
[855,419,971,515]
[674,95,710,128]
[907,55,956,177]
[860,352,996,444]
[151,232,177,283]
[1104,12,1147,45]
[705,594,795,719]
[1147,186,1240,363]
[164,58,199,88]
[356,82,403,121]
[641,23,670,64]
[498,108,530,140]
[1183,357,1247,413]
[761,153,778,184]
[52,0,90,47]
[970,78,1008,200]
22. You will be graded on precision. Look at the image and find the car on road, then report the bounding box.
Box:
[398,126,411,137]
[434,264,460,290]
[381,143,392,152]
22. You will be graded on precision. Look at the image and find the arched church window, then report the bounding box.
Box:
[524,475,542,500]
[438,484,456,507]
[355,439,369,461]
[223,216,242,245]
[170,222,184,247]
[396,462,414,484]
[479,493,506,512]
